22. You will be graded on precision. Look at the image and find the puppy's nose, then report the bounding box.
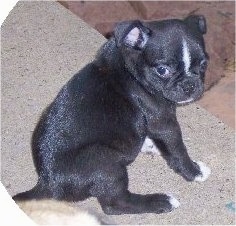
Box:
[181,81,195,96]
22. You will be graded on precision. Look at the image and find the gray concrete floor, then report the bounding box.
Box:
[1,1,235,225]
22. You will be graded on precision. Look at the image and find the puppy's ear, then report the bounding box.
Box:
[114,20,151,50]
[184,15,207,34]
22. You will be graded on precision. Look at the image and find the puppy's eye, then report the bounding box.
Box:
[155,66,170,78]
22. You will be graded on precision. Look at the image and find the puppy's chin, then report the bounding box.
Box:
[176,97,194,105]
[163,89,204,105]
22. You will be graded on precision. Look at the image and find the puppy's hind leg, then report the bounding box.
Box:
[91,162,179,215]
[99,192,180,215]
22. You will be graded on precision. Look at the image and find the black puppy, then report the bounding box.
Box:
[13,15,211,215]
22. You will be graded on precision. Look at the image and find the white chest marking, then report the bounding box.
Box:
[141,136,161,155]
[182,39,191,74]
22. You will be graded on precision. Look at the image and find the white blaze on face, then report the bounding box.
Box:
[182,39,191,74]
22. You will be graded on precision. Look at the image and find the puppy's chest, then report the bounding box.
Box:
[138,96,174,133]
[144,108,163,133]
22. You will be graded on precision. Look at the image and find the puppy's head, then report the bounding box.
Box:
[114,15,208,104]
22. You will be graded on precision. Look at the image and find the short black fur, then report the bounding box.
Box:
[13,15,209,215]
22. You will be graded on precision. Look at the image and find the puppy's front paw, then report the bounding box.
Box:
[193,161,211,182]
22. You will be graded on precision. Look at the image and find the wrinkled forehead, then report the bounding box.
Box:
[144,21,206,64]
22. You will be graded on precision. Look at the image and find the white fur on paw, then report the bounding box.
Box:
[194,161,211,182]
[141,136,161,155]
[168,194,180,209]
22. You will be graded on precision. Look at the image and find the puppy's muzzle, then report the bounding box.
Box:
[180,80,196,96]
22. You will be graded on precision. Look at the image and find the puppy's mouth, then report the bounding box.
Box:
[163,78,204,105]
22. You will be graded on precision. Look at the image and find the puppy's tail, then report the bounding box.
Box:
[13,180,50,201]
